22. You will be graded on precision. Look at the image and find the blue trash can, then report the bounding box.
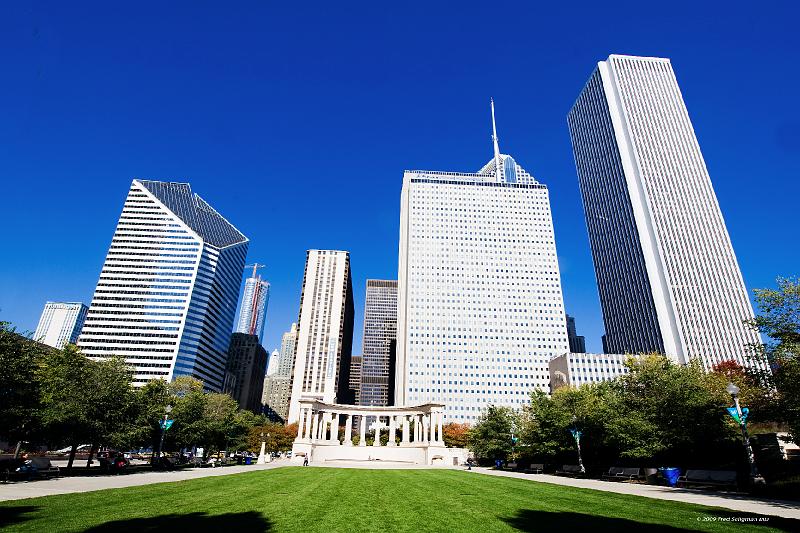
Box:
[660,467,680,487]
[245,456,252,465]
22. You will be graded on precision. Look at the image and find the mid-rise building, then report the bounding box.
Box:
[235,266,270,343]
[33,302,88,349]
[223,333,268,412]
[549,352,632,391]
[360,280,398,407]
[287,250,355,422]
[396,102,570,422]
[277,323,298,378]
[349,354,363,405]
[78,179,248,390]
[566,315,587,354]
[567,55,761,370]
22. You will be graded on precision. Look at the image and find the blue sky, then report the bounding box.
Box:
[1,1,798,355]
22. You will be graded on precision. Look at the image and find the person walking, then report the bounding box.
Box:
[303,455,309,467]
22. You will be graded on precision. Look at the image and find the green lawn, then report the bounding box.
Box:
[1,467,797,532]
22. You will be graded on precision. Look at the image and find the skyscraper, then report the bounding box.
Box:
[262,323,298,421]
[34,302,88,349]
[277,323,298,378]
[360,280,398,407]
[396,102,569,422]
[223,333,268,412]
[235,265,270,343]
[78,179,248,390]
[349,355,363,405]
[266,348,280,377]
[566,315,586,354]
[287,250,355,422]
[567,54,761,370]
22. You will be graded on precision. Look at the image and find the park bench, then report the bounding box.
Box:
[602,466,642,481]
[555,464,583,476]
[677,469,737,489]
[524,463,544,474]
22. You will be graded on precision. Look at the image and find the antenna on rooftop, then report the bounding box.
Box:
[491,98,501,180]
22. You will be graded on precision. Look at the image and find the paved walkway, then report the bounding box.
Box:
[0,462,285,502]
[472,467,800,520]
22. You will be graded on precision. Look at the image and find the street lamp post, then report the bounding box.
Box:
[257,431,269,464]
[726,383,765,487]
[571,415,585,475]
[154,404,173,465]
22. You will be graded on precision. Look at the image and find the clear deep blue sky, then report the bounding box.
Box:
[1,1,798,355]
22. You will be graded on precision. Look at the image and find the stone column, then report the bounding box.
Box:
[437,411,444,444]
[388,416,397,446]
[344,414,353,446]
[429,413,436,442]
[372,416,381,447]
[296,408,305,440]
[422,415,429,444]
[304,407,313,440]
[402,416,410,446]
[311,412,320,441]
[359,414,367,447]
[331,413,341,443]
[414,415,421,443]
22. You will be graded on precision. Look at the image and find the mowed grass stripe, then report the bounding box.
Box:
[0,467,796,533]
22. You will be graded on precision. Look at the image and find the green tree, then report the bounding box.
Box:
[37,345,92,471]
[0,323,47,456]
[749,277,800,441]
[469,405,515,464]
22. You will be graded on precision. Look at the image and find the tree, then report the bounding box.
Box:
[37,345,93,471]
[0,323,47,456]
[749,277,800,441]
[469,406,515,464]
[442,423,470,448]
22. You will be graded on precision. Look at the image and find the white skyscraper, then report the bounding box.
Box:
[78,179,249,390]
[396,102,569,422]
[567,54,761,370]
[34,302,88,349]
[266,349,280,377]
[235,266,270,343]
[288,250,355,422]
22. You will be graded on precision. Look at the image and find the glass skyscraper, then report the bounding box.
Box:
[567,55,761,370]
[235,271,270,343]
[78,179,249,391]
[360,280,398,407]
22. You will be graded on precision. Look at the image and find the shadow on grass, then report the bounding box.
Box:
[81,511,271,532]
[0,506,39,528]
[503,508,800,532]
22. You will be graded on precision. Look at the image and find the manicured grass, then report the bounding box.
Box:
[1,468,796,532]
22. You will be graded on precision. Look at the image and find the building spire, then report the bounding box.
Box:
[491,98,501,180]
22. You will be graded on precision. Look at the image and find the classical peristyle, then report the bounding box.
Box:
[291,400,466,465]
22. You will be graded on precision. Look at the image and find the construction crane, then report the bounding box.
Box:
[244,263,266,279]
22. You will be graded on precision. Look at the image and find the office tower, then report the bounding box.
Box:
[396,101,570,422]
[33,302,88,349]
[277,323,298,378]
[549,352,632,391]
[349,355,363,405]
[266,349,280,377]
[567,54,761,370]
[566,315,586,354]
[223,333,268,412]
[263,323,298,421]
[360,280,398,407]
[287,250,355,422]
[235,265,270,343]
[78,179,249,390]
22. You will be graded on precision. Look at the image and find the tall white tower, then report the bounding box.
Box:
[78,179,249,390]
[567,54,761,370]
[395,102,569,422]
[287,250,355,422]
[34,302,88,349]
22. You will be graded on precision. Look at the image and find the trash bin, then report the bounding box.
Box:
[245,456,252,465]
[660,467,681,487]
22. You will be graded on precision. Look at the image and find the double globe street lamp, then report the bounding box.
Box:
[726,382,765,487]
